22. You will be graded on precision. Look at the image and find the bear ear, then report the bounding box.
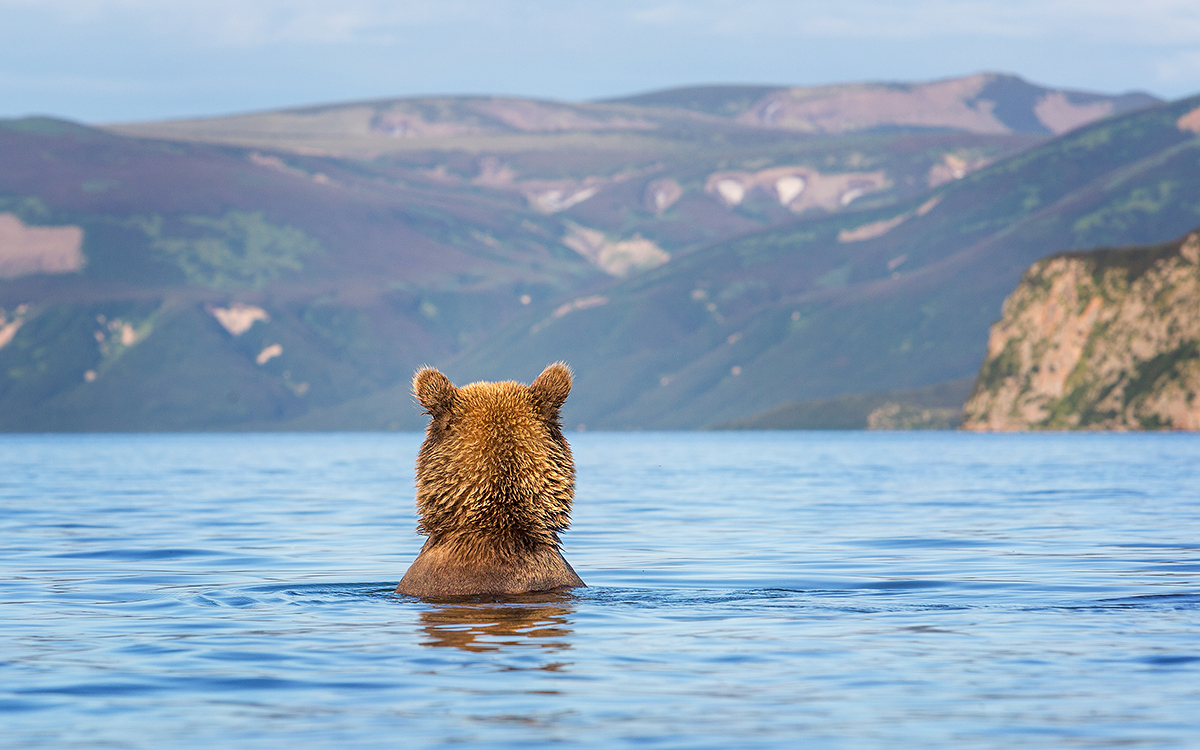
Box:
[530,362,572,418]
[413,367,457,415]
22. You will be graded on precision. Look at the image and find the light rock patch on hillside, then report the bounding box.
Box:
[0,214,84,279]
[643,178,682,215]
[927,152,992,187]
[0,304,30,350]
[1178,106,1200,134]
[210,303,270,336]
[838,197,940,244]
[705,166,888,212]
[561,222,669,277]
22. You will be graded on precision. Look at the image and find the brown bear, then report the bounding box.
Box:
[395,363,586,597]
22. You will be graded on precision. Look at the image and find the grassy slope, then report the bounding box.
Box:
[440,94,1200,429]
[108,110,1044,258]
[712,377,975,429]
[0,107,1039,430]
[0,81,1183,431]
[0,119,602,429]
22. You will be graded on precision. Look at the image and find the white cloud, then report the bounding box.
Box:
[0,70,147,95]
[1155,49,1200,84]
[620,0,1200,43]
[3,0,1199,46]
[0,0,468,46]
[628,4,688,25]
[1,0,1198,120]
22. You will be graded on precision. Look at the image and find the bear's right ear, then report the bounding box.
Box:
[530,362,572,419]
[413,367,457,415]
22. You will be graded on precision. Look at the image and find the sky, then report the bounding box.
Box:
[2,0,1199,123]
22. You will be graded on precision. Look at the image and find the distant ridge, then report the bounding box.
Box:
[449,92,1200,429]
[605,73,1160,135]
[109,73,1160,156]
[597,85,783,118]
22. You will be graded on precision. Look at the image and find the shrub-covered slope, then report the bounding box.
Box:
[0,77,1180,431]
[712,378,974,430]
[0,118,600,429]
[441,94,1200,429]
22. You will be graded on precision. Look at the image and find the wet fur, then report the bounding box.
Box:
[396,363,585,597]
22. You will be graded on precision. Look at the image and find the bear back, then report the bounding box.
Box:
[396,363,584,597]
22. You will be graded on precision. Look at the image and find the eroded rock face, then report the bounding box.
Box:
[962,231,1200,431]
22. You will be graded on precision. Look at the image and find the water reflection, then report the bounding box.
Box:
[418,592,576,654]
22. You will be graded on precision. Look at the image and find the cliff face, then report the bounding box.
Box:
[962,231,1200,430]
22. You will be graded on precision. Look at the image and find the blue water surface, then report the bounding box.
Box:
[2,431,1199,748]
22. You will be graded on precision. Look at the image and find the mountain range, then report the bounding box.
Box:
[0,73,1192,430]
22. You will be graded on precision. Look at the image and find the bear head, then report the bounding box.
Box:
[396,363,582,596]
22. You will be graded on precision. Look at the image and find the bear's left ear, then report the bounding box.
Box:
[530,362,572,419]
[413,367,457,416]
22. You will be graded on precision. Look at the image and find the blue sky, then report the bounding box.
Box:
[2,0,1199,123]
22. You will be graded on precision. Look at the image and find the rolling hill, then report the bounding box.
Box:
[0,74,1180,430]
[0,117,603,429]
[422,93,1200,429]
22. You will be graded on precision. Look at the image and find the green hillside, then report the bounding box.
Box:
[712,378,974,430]
[0,117,600,429]
[438,94,1200,429]
[0,76,1186,431]
[600,85,787,118]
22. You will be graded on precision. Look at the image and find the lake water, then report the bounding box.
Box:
[2,431,1198,748]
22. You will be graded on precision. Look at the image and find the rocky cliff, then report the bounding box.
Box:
[962,231,1200,430]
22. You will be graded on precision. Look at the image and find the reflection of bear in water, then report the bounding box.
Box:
[396,363,586,597]
[420,594,575,653]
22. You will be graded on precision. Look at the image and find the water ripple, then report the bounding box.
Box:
[1,431,1198,748]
